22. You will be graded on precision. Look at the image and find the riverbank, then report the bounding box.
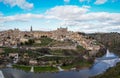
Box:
[61,60,92,70]
[91,62,120,78]
[1,50,119,78]
[12,61,92,72]
[13,65,59,72]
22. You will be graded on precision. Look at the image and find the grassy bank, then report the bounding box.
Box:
[13,65,58,72]
[13,65,31,71]
[13,60,92,72]
[61,60,92,70]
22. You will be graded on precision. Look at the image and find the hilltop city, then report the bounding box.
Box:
[0,27,105,72]
[0,27,100,51]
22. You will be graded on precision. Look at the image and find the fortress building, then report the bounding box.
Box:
[29,27,69,40]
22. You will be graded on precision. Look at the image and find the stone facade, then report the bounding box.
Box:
[52,27,68,41]
[29,59,38,65]
[32,31,52,38]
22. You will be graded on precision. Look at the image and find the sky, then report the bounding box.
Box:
[0,0,120,33]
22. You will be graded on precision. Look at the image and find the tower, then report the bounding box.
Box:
[30,26,32,32]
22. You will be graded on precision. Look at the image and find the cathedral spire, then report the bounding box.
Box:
[30,26,32,32]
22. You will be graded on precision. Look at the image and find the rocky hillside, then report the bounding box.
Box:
[88,32,120,55]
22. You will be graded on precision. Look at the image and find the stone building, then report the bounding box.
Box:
[32,31,52,38]
[30,27,68,40]
[29,59,38,65]
[52,27,68,41]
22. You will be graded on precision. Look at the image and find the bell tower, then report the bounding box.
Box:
[30,26,32,32]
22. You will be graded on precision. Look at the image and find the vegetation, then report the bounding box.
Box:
[92,62,120,78]
[20,37,53,47]
[21,39,35,45]
[20,37,77,47]
[61,59,92,70]
[88,33,120,56]
[3,47,20,54]
[13,65,58,72]
[34,37,53,46]
[1,36,98,72]
[49,39,74,47]
[51,49,84,56]
[2,45,95,71]
[13,65,31,71]
[77,45,86,53]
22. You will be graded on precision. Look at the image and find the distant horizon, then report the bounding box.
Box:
[0,0,120,33]
[0,26,120,34]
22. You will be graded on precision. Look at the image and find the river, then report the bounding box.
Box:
[0,50,120,78]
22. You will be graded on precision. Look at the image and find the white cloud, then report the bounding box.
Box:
[0,5,120,33]
[46,6,120,23]
[64,0,70,3]
[46,5,90,20]
[0,13,44,22]
[0,0,33,10]
[94,0,107,4]
[46,5,120,32]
